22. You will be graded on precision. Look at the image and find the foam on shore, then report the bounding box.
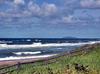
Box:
[13,51,41,56]
[0,54,56,61]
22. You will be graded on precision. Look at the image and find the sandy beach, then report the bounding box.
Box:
[0,58,40,67]
[0,54,57,67]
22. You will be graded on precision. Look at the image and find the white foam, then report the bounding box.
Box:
[13,51,41,55]
[0,41,100,49]
[0,54,56,61]
[27,39,31,41]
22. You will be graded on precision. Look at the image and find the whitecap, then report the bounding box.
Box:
[13,51,41,55]
[0,41,100,49]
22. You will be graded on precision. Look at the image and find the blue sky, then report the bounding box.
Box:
[0,0,100,38]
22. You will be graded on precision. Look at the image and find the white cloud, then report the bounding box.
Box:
[42,3,58,16]
[43,15,74,25]
[0,10,31,19]
[27,1,57,16]
[28,1,41,15]
[14,0,25,5]
[0,0,99,26]
[62,15,73,23]
[0,1,57,19]
[80,0,100,7]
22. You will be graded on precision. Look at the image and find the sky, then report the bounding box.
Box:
[0,0,100,38]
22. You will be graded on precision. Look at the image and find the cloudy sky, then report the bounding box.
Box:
[0,0,100,38]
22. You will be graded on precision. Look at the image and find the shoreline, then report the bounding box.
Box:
[0,54,57,67]
[0,54,57,61]
[0,43,99,67]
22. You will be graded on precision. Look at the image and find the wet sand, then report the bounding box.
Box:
[0,57,49,67]
[0,54,57,67]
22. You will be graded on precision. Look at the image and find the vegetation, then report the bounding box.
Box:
[1,44,100,74]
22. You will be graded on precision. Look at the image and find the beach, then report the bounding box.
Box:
[0,43,99,67]
[0,54,57,67]
[0,58,41,67]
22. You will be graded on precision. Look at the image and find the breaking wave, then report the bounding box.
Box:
[0,41,100,49]
[0,41,100,61]
[0,54,56,61]
[13,51,41,56]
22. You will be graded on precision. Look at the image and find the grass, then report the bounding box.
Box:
[1,44,100,74]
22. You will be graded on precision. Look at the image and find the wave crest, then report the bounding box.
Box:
[0,41,100,49]
[13,51,41,56]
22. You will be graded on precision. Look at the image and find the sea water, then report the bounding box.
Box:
[0,38,100,61]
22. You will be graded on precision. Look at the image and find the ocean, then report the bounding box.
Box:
[0,38,100,61]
